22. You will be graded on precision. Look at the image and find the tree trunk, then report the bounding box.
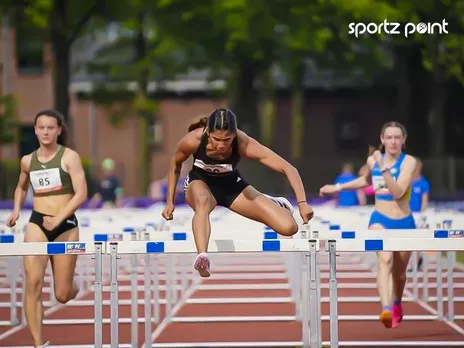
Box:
[291,61,304,162]
[52,41,72,145]
[230,61,260,140]
[257,66,275,146]
[135,11,152,195]
[427,40,446,194]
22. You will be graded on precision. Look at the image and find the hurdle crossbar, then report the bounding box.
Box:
[326,237,464,348]
[106,239,320,348]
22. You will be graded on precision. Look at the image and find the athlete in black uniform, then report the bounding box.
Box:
[162,108,314,277]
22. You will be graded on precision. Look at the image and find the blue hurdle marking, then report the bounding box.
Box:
[94,234,108,242]
[264,231,278,239]
[123,227,135,233]
[146,242,165,253]
[0,235,14,243]
[172,232,187,241]
[329,224,340,230]
[47,243,66,254]
[341,231,355,239]
[262,240,281,251]
[434,230,449,238]
[47,242,87,254]
[321,220,330,224]
[365,239,383,251]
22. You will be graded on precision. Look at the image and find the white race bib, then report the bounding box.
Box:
[30,168,63,194]
[194,159,233,174]
[372,176,387,191]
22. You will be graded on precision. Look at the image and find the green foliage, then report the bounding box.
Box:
[0,94,18,145]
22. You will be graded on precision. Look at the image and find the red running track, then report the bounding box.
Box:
[0,255,463,347]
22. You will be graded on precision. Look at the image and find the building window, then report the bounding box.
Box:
[334,113,361,150]
[15,20,44,74]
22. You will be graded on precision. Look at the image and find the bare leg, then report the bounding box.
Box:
[185,180,217,277]
[229,186,298,236]
[392,251,411,303]
[23,224,49,346]
[370,223,394,328]
[50,227,80,303]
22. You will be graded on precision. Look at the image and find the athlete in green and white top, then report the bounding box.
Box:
[6,109,87,348]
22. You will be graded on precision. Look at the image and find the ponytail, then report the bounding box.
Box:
[58,123,68,146]
[367,145,376,156]
[188,117,207,133]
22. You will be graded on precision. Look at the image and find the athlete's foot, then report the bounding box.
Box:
[379,307,392,328]
[36,341,50,348]
[194,252,211,278]
[392,303,404,328]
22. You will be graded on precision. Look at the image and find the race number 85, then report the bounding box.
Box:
[39,177,50,186]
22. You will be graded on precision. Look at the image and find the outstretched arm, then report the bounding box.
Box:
[320,157,373,196]
[238,131,307,203]
[166,131,200,205]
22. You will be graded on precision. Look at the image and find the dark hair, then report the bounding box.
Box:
[376,121,407,153]
[367,145,376,156]
[187,108,237,134]
[34,109,68,146]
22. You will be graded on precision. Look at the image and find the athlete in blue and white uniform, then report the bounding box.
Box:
[320,121,417,329]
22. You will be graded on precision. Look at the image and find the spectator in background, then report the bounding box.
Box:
[88,158,123,208]
[334,163,366,206]
[409,158,430,212]
[149,164,188,203]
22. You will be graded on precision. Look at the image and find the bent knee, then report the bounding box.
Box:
[25,279,43,298]
[276,220,298,237]
[193,195,213,209]
[54,289,74,304]
[378,252,394,268]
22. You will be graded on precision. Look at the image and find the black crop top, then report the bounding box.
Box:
[191,131,241,177]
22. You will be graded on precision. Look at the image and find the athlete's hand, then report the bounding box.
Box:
[6,211,19,227]
[372,150,383,166]
[319,184,339,196]
[298,202,314,224]
[43,216,60,231]
[161,203,175,221]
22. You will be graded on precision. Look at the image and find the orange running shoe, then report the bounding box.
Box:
[380,308,392,328]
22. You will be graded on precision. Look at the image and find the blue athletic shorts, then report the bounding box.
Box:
[368,210,416,229]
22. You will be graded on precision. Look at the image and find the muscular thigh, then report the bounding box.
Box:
[229,186,294,227]
[50,227,79,289]
[369,223,393,263]
[185,180,217,211]
[23,223,49,284]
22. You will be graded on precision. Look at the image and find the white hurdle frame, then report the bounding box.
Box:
[326,237,464,348]
[105,238,320,348]
[1,223,464,347]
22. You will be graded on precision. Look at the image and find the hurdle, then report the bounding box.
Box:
[326,236,464,347]
[0,240,104,345]
[105,238,320,348]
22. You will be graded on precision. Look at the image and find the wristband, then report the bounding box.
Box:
[297,200,306,205]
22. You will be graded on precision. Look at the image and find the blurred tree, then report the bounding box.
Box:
[153,0,291,141]
[0,0,104,145]
[331,0,464,193]
[77,1,190,194]
[0,94,18,146]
